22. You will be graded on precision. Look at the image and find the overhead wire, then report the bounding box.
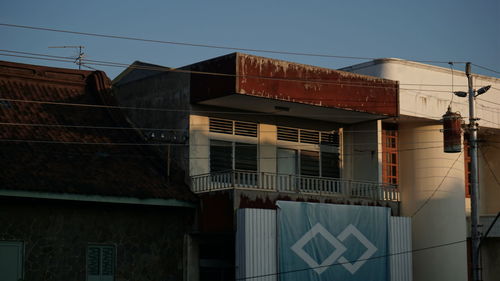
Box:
[0,23,468,64]
[234,239,466,280]
[410,151,463,218]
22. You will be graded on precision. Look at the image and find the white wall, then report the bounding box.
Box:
[342,59,500,130]
[399,122,467,281]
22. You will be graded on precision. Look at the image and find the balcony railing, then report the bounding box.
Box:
[191,170,399,202]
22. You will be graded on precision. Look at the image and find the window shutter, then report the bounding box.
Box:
[300,130,320,144]
[235,143,257,171]
[300,150,320,176]
[235,121,258,137]
[209,118,233,134]
[277,127,299,142]
[210,140,232,172]
[321,152,340,178]
[87,246,101,281]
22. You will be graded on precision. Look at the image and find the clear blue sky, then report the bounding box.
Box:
[1,0,498,79]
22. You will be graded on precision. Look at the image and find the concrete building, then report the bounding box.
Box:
[114,53,413,281]
[342,58,500,281]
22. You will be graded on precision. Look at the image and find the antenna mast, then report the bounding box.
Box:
[48,45,85,70]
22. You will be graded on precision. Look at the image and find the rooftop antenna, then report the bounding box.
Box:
[48,45,85,70]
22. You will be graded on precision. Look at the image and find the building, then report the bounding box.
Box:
[0,61,197,281]
[342,58,500,281]
[114,53,413,281]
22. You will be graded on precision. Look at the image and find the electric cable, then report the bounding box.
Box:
[410,151,463,218]
[0,23,468,65]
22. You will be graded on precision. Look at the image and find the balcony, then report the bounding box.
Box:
[191,170,400,202]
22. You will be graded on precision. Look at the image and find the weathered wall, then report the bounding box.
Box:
[0,198,195,281]
[236,54,398,117]
[343,120,380,182]
[113,71,191,182]
[398,122,467,281]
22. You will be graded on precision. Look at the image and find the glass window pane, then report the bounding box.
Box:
[210,140,232,172]
[300,150,319,176]
[235,143,257,171]
[321,152,339,178]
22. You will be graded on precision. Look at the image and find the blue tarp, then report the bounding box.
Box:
[277,201,390,281]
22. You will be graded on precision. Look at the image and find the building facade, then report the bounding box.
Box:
[114,53,412,281]
[343,58,500,281]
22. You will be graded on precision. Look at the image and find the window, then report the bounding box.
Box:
[382,124,398,185]
[209,118,258,137]
[210,140,257,172]
[87,245,115,281]
[0,241,23,281]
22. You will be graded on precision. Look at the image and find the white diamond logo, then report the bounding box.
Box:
[291,223,378,275]
[290,223,347,274]
[336,224,378,274]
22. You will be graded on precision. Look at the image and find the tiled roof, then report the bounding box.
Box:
[0,60,196,203]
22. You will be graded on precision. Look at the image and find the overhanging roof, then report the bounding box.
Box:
[188,53,399,123]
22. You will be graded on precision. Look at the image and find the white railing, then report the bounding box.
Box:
[191,170,400,202]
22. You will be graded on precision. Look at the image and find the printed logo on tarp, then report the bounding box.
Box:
[290,223,377,275]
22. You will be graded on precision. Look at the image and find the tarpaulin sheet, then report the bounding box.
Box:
[277,201,389,281]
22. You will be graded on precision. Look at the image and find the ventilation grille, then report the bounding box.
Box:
[209,118,233,134]
[321,132,339,146]
[300,130,320,144]
[277,127,299,142]
[209,118,258,137]
[235,121,258,137]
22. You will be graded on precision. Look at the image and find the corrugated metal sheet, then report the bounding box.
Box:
[236,208,277,281]
[390,216,413,281]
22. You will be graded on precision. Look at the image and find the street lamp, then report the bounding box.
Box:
[452,62,491,281]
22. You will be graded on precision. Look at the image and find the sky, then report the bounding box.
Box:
[0,0,498,79]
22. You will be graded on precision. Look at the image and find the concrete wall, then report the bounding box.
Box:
[343,120,381,182]
[478,134,500,215]
[399,121,467,281]
[342,59,500,130]
[113,71,192,180]
[0,197,195,281]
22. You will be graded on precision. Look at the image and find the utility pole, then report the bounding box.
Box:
[466,62,481,281]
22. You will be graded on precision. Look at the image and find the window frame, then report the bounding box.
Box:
[86,244,116,281]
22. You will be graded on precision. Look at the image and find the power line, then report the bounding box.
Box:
[479,147,500,188]
[0,23,467,64]
[472,63,500,76]
[235,239,466,280]
[410,151,463,218]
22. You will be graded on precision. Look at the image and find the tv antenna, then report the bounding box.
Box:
[48,45,85,70]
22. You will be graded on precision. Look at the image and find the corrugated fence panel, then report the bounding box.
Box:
[390,216,413,281]
[236,208,277,281]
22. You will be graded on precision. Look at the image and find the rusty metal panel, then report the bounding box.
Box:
[390,216,412,281]
[236,208,277,281]
[236,53,399,117]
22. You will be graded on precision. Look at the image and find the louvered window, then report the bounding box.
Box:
[87,245,115,281]
[277,127,299,142]
[209,118,233,135]
[210,140,232,172]
[321,132,339,146]
[235,121,258,137]
[209,118,258,137]
[300,150,320,176]
[235,143,257,171]
[300,130,320,144]
[321,152,340,178]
